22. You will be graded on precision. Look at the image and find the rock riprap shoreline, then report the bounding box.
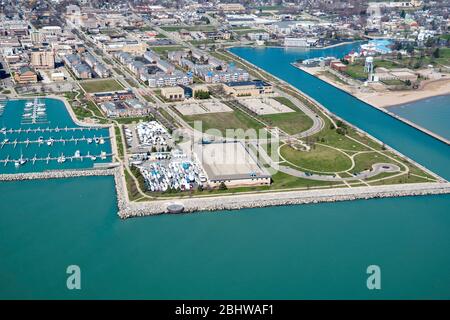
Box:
[117,182,450,219]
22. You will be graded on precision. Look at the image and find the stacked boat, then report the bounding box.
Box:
[139,160,205,193]
[136,121,169,149]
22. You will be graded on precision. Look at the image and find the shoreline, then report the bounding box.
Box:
[1,60,448,219]
[225,49,445,182]
[383,90,450,109]
[1,166,449,219]
[119,182,450,218]
[291,63,450,145]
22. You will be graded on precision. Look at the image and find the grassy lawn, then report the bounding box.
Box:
[318,71,347,85]
[124,77,139,88]
[280,144,352,173]
[270,171,342,189]
[80,79,124,93]
[374,59,403,69]
[344,63,367,80]
[124,169,141,201]
[234,29,267,35]
[143,95,156,103]
[382,79,406,86]
[114,115,154,124]
[183,109,264,137]
[150,46,183,57]
[369,173,431,185]
[258,97,313,134]
[114,125,124,158]
[261,111,313,135]
[350,152,396,174]
[312,126,371,152]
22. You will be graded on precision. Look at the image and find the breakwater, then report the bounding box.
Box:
[0,167,117,182]
[117,182,450,218]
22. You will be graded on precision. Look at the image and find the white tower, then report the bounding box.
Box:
[364,57,376,82]
[364,57,374,74]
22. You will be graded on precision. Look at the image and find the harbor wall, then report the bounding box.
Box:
[0,168,117,182]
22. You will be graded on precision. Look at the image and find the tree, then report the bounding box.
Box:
[194,90,210,99]
[218,182,227,190]
[400,10,406,18]
[433,48,440,59]
[406,45,414,55]
[397,52,403,60]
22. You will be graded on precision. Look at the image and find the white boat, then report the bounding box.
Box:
[99,137,105,144]
[74,150,81,158]
[90,155,97,161]
[57,155,66,163]
[38,137,44,144]
[14,161,20,168]
[46,138,54,146]
[25,102,34,107]
[87,138,93,144]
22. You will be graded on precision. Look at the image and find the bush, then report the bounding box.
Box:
[218,182,228,190]
[194,90,210,99]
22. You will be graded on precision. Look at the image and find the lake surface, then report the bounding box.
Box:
[0,98,112,173]
[388,94,450,141]
[0,44,449,299]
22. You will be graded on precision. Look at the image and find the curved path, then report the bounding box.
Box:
[274,89,325,138]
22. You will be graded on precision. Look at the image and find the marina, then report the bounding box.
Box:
[0,135,109,148]
[0,98,113,173]
[0,126,104,134]
[21,98,48,125]
[0,151,111,167]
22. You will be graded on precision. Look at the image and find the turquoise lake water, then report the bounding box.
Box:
[0,44,449,299]
[388,94,450,141]
[0,98,112,173]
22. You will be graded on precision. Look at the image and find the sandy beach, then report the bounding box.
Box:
[296,64,450,108]
[359,78,450,108]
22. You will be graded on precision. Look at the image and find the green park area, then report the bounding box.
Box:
[150,46,184,57]
[80,79,124,93]
[182,109,264,137]
[260,97,313,135]
[280,144,352,173]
